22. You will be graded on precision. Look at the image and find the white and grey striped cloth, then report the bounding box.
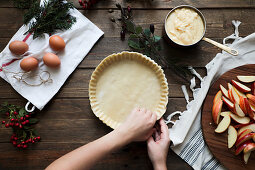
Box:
[167,20,255,170]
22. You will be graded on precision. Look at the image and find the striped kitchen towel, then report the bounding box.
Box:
[166,20,255,170]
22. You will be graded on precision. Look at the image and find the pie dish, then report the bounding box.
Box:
[89,51,169,129]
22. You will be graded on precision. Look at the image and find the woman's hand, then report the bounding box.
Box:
[116,107,157,143]
[147,118,170,170]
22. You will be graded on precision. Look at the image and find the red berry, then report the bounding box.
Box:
[21,141,25,145]
[15,123,19,126]
[22,121,26,125]
[6,112,9,116]
[13,111,18,115]
[10,122,14,126]
[12,141,17,146]
[5,123,9,128]
[25,115,30,118]
[19,125,23,129]
[32,140,35,144]
[26,120,29,124]
[37,136,41,141]
[17,144,21,148]
[14,137,18,141]
[2,121,5,124]
[23,145,28,148]
[28,139,32,142]
[11,118,15,122]
[20,117,24,121]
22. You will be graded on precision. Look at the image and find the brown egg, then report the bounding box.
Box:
[43,52,61,68]
[49,35,65,51]
[20,57,38,72]
[9,41,29,55]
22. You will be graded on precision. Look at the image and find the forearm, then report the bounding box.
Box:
[153,163,167,170]
[46,129,130,170]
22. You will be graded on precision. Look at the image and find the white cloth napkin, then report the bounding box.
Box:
[167,20,255,170]
[0,0,103,110]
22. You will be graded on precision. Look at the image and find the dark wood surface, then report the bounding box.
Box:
[202,65,255,170]
[0,0,254,169]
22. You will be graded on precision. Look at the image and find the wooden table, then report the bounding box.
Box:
[0,0,254,169]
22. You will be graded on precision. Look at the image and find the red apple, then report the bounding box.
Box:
[231,80,251,93]
[220,84,229,98]
[239,96,247,114]
[235,133,255,147]
[238,123,255,135]
[215,114,231,133]
[228,125,237,148]
[237,75,255,83]
[234,103,245,117]
[235,140,252,155]
[222,96,234,110]
[237,129,253,139]
[251,82,255,95]
[213,90,222,104]
[243,142,255,153]
[212,99,223,124]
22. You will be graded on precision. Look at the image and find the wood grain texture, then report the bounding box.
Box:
[202,65,255,170]
[1,0,255,8]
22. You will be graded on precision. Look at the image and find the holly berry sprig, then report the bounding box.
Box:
[1,102,40,149]
[78,0,98,9]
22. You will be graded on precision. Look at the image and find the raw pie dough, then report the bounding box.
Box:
[89,52,168,129]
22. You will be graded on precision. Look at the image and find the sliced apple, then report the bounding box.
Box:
[212,100,223,124]
[230,88,240,104]
[213,90,222,104]
[234,103,245,117]
[235,133,255,147]
[238,123,255,135]
[235,140,252,155]
[253,134,255,142]
[247,94,255,106]
[245,98,255,121]
[243,142,255,153]
[233,86,246,98]
[234,122,254,129]
[215,114,231,133]
[237,129,253,140]
[251,82,255,95]
[249,101,255,112]
[228,125,237,148]
[220,85,229,98]
[243,151,251,164]
[231,80,251,93]
[239,96,247,114]
[222,96,234,110]
[237,75,255,83]
[229,112,250,124]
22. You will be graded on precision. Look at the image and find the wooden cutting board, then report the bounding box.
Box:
[202,64,255,170]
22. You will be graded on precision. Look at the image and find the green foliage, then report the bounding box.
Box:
[23,0,76,39]
[12,0,38,9]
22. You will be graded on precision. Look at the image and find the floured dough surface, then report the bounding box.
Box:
[96,60,161,123]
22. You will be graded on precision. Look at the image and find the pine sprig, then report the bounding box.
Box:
[24,0,76,39]
[115,4,191,81]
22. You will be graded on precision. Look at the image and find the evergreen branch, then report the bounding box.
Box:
[12,0,38,9]
[23,0,76,39]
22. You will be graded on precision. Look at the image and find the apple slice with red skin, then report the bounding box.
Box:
[212,99,223,124]
[231,80,251,93]
[243,142,255,153]
[253,134,255,142]
[250,102,255,112]
[237,75,255,83]
[230,88,240,104]
[237,129,253,140]
[243,151,251,164]
[215,113,231,133]
[247,94,255,106]
[220,85,229,98]
[235,133,255,147]
[234,103,245,117]
[213,91,222,104]
[251,82,255,95]
[238,123,255,135]
[222,96,234,110]
[228,90,235,103]
[244,98,255,121]
[229,112,250,124]
[228,125,237,148]
[239,96,247,114]
[234,122,254,129]
[235,140,252,155]
[233,85,247,98]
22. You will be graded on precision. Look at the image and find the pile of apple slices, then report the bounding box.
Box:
[212,76,255,164]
